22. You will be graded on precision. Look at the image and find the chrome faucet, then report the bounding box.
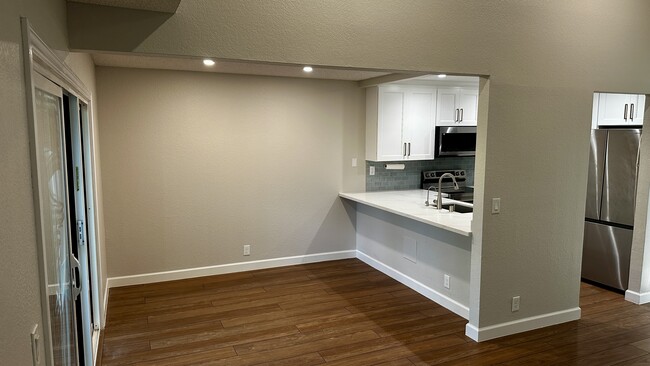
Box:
[425,173,460,209]
[425,186,437,207]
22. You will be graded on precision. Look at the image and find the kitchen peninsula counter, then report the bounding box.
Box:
[339,190,473,236]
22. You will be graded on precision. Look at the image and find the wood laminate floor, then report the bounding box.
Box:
[100,259,650,365]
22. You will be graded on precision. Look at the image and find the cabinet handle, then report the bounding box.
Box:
[624,104,628,121]
[631,104,635,121]
[460,108,464,122]
[455,109,459,122]
[403,142,407,157]
[408,143,411,157]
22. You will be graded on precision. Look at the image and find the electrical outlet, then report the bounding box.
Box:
[369,166,375,176]
[352,158,358,167]
[492,198,501,214]
[444,274,450,289]
[243,245,251,256]
[512,296,520,312]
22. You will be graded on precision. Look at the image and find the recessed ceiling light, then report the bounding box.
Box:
[203,59,216,66]
[303,66,313,73]
[437,74,447,78]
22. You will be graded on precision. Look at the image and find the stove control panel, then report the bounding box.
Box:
[422,170,466,180]
[422,170,467,191]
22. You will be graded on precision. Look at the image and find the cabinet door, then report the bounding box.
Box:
[629,94,645,126]
[377,88,406,161]
[436,88,459,126]
[404,88,435,160]
[597,93,633,126]
[458,88,478,126]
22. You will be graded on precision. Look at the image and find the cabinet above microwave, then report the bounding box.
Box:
[436,88,478,127]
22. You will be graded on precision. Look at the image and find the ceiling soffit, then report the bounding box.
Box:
[66,0,180,13]
[92,53,392,81]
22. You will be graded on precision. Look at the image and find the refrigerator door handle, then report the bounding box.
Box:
[637,134,642,170]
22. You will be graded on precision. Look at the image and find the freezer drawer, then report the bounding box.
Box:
[582,221,633,291]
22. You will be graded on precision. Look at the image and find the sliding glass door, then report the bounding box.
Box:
[33,72,80,366]
[64,93,94,365]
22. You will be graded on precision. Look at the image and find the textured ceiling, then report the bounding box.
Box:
[92,53,392,81]
[67,0,180,13]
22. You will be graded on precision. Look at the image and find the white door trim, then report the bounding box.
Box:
[22,17,101,366]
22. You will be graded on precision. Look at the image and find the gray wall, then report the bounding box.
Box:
[0,0,68,364]
[96,67,365,277]
[70,0,650,331]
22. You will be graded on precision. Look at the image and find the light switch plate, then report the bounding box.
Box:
[492,198,501,214]
[352,158,357,167]
[369,166,375,176]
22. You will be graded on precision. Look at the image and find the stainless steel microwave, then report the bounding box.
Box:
[436,126,477,157]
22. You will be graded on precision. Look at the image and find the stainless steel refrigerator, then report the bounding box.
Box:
[583,128,641,291]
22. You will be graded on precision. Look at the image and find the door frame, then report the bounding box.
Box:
[21,17,103,366]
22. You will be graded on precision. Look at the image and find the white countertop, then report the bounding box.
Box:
[339,190,473,237]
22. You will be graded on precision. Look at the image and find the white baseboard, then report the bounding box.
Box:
[93,281,109,366]
[106,250,357,288]
[464,307,581,342]
[102,279,108,328]
[625,289,650,304]
[356,251,470,319]
[92,330,100,366]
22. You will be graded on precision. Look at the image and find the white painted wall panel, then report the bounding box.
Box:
[356,204,471,308]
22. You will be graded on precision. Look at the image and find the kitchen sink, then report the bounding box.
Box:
[441,203,473,214]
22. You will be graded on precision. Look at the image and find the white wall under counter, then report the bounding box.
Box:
[340,190,472,319]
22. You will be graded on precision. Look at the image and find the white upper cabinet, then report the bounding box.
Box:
[377,88,407,161]
[436,89,458,126]
[436,88,479,126]
[458,89,479,125]
[366,85,436,161]
[404,88,436,160]
[595,93,645,126]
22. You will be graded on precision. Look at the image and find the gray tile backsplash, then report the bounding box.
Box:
[366,157,475,191]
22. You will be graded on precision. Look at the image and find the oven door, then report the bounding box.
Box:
[436,126,477,157]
